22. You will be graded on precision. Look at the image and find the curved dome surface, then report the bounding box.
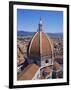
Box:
[27,31,52,58]
[28,32,40,57]
[41,31,52,56]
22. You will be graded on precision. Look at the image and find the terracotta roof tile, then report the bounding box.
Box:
[18,64,39,80]
[28,31,53,58]
[53,62,61,70]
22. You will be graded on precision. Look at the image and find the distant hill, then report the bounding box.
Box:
[17,31,63,38]
[47,33,63,38]
[17,31,35,37]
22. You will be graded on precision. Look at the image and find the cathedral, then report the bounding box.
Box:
[20,19,54,79]
[18,19,55,80]
[27,18,53,79]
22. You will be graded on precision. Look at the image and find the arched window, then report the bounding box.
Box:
[45,60,49,63]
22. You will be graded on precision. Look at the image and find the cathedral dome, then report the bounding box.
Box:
[27,19,53,58]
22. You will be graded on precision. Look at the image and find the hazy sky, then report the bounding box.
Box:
[17,9,63,33]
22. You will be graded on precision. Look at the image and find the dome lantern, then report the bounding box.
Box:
[38,18,43,32]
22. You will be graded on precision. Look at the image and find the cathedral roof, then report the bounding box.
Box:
[27,19,53,58]
[18,64,39,80]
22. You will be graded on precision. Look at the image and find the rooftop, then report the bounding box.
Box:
[18,64,39,80]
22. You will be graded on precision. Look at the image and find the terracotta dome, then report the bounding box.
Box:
[27,19,53,58]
